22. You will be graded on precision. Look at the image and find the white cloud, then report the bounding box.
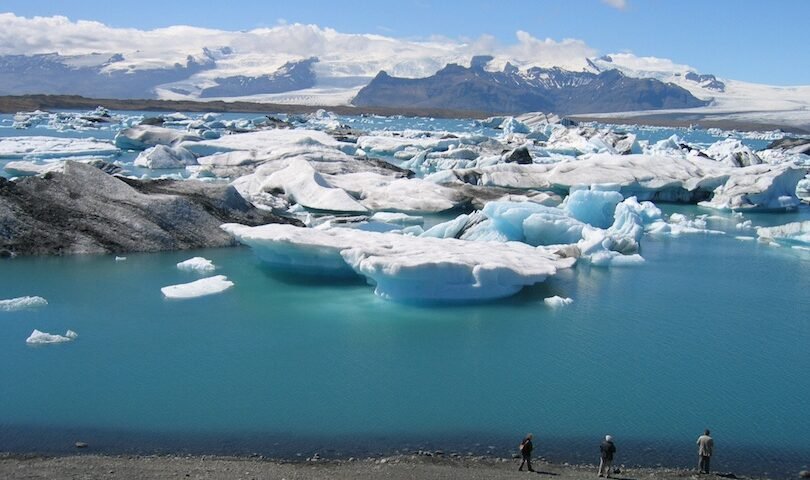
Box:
[601,0,628,10]
[0,12,597,79]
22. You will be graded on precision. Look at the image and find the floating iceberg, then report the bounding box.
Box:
[222,223,575,302]
[699,163,808,211]
[0,136,118,160]
[544,296,573,308]
[26,329,77,345]
[134,145,197,169]
[176,257,216,272]
[183,128,341,158]
[757,221,810,246]
[115,125,202,150]
[0,296,48,311]
[704,138,762,167]
[3,160,66,176]
[161,275,234,299]
[261,158,368,213]
[459,154,730,202]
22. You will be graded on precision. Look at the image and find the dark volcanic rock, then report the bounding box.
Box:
[0,161,300,256]
[505,146,533,164]
[352,59,707,115]
[765,137,810,154]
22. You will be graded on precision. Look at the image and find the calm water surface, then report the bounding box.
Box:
[1,206,808,478]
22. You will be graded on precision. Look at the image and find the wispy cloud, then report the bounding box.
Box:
[601,0,628,10]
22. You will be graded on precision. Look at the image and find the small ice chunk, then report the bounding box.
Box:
[26,329,77,345]
[161,275,234,299]
[544,296,573,308]
[115,256,127,262]
[176,257,216,272]
[0,296,48,312]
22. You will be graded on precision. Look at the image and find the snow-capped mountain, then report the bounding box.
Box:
[0,13,808,127]
[352,56,707,114]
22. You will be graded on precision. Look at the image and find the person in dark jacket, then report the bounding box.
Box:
[598,434,617,478]
[518,433,534,472]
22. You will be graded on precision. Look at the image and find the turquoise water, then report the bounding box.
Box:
[1,206,809,477]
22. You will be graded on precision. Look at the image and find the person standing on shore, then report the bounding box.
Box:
[697,429,714,474]
[518,433,534,472]
[598,435,616,478]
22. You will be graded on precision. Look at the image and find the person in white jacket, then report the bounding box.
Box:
[697,429,714,474]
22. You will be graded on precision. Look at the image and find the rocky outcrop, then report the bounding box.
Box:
[0,161,300,256]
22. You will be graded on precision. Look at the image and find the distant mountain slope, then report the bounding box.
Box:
[0,52,216,99]
[198,58,318,98]
[352,57,707,115]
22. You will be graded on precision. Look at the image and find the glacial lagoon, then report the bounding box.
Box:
[1,112,809,478]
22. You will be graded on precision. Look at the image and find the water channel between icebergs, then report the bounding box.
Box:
[1,112,809,478]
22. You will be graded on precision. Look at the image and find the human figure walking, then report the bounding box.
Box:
[598,434,616,478]
[518,433,534,472]
[697,429,714,474]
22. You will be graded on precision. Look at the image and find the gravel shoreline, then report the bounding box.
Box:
[0,453,777,480]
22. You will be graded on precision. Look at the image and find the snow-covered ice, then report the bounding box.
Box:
[0,296,48,311]
[161,275,234,299]
[176,257,216,272]
[26,329,78,345]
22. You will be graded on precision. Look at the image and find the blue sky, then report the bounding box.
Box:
[1,0,808,85]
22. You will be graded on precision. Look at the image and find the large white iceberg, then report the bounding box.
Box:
[26,329,78,345]
[0,296,48,311]
[161,275,234,299]
[222,223,575,302]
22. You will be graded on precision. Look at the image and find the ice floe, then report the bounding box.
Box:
[544,296,573,308]
[222,223,575,302]
[134,145,197,169]
[115,125,202,150]
[757,221,810,247]
[26,329,77,345]
[176,257,216,272]
[0,136,118,159]
[261,158,368,213]
[698,163,807,211]
[161,275,234,299]
[0,296,48,311]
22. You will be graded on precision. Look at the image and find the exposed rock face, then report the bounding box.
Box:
[0,161,299,256]
[352,59,707,115]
